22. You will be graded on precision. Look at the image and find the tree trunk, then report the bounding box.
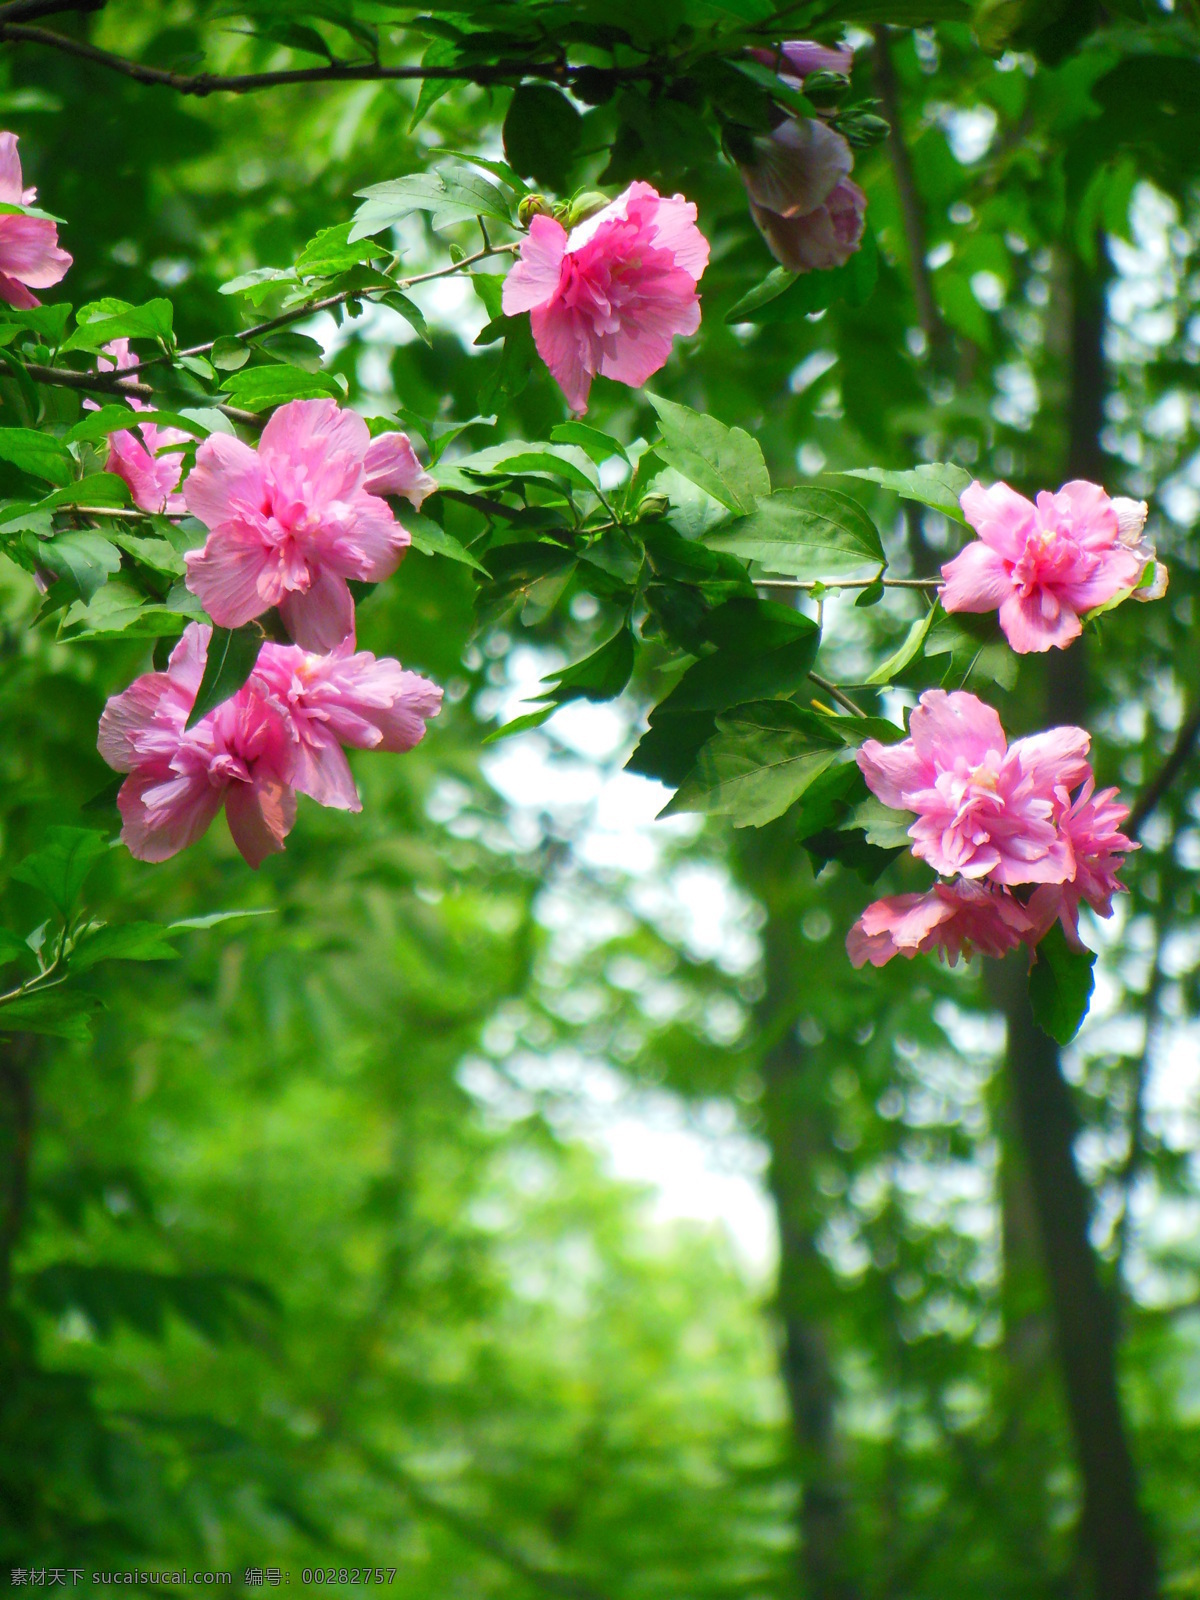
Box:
[740,824,860,1600]
[0,1041,34,1322]
[994,253,1157,1600]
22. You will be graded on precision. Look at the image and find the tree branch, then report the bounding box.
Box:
[0,1039,34,1315]
[1125,702,1200,841]
[872,28,947,353]
[350,1440,614,1600]
[23,366,262,428]
[0,21,642,96]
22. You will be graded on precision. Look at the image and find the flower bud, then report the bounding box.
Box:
[801,70,852,104]
[564,191,611,230]
[832,110,890,149]
[517,194,554,229]
[636,493,670,521]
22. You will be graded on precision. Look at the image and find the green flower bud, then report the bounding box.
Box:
[564,191,611,229]
[833,111,890,149]
[517,194,554,228]
[801,70,852,104]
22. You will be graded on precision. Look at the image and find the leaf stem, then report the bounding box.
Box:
[808,672,867,719]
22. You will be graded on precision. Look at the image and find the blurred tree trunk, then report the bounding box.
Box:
[738,823,860,1600]
[0,1040,33,1334]
[995,255,1157,1600]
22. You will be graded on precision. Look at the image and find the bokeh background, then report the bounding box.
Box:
[2,3,1200,1596]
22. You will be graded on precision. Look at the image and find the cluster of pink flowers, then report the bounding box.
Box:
[502,181,709,414]
[941,478,1164,653]
[739,41,867,274]
[99,399,442,867]
[846,690,1135,968]
[0,132,71,309]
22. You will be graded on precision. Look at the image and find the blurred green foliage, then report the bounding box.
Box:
[1,3,1200,1598]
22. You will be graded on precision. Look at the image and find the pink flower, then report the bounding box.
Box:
[361,431,437,509]
[0,131,71,309]
[750,40,855,82]
[847,878,1034,968]
[739,119,866,273]
[184,399,427,650]
[857,690,1091,886]
[94,340,188,514]
[1027,779,1137,950]
[941,479,1148,653]
[1111,496,1168,602]
[501,181,709,414]
[97,624,297,868]
[255,639,443,811]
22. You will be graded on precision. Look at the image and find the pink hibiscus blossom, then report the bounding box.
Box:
[941,479,1150,653]
[501,181,709,414]
[255,639,443,811]
[97,624,297,868]
[1027,779,1137,950]
[92,339,189,514]
[739,118,866,273]
[847,878,1034,968]
[0,131,71,309]
[750,40,855,82]
[184,399,429,650]
[857,689,1091,886]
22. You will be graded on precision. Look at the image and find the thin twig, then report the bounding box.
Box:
[0,21,647,96]
[1126,702,1200,840]
[808,671,867,719]
[754,576,940,591]
[160,241,518,370]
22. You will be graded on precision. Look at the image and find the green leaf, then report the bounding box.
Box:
[23,1263,275,1341]
[839,463,972,524]
[664,701,845,827]
[0,928,35,967]
[381,290,430,344]
[1029,923,1096,1045]
[69,921,181,971]
[167,909,274,932]
[350,167,513,243]
[474,543,577,629]
[726,232,879,324]
[220,364,346,411]
[1,473,132,525]
[444,440,601,494]
[483,705,557,743]
[921,611,1018,691]
[503,85,583,189]
[410,41,460,130]
[707,487,885,580]
[844,795,913,848]
[865,607,938,685]
[646,394,770,515]
[209,336,251,372]
[550,422,630,466]
[656,599,821,715]
[0,990,104,1040]
[626,710,720,787]
[404,509,489,574]
[0,428,74,486]
[66,405,208,443]
[11,827,110,917]
[36,531,122,601]
[186,625,263,730]
[60,298,174,355]
[543,623,635,705]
